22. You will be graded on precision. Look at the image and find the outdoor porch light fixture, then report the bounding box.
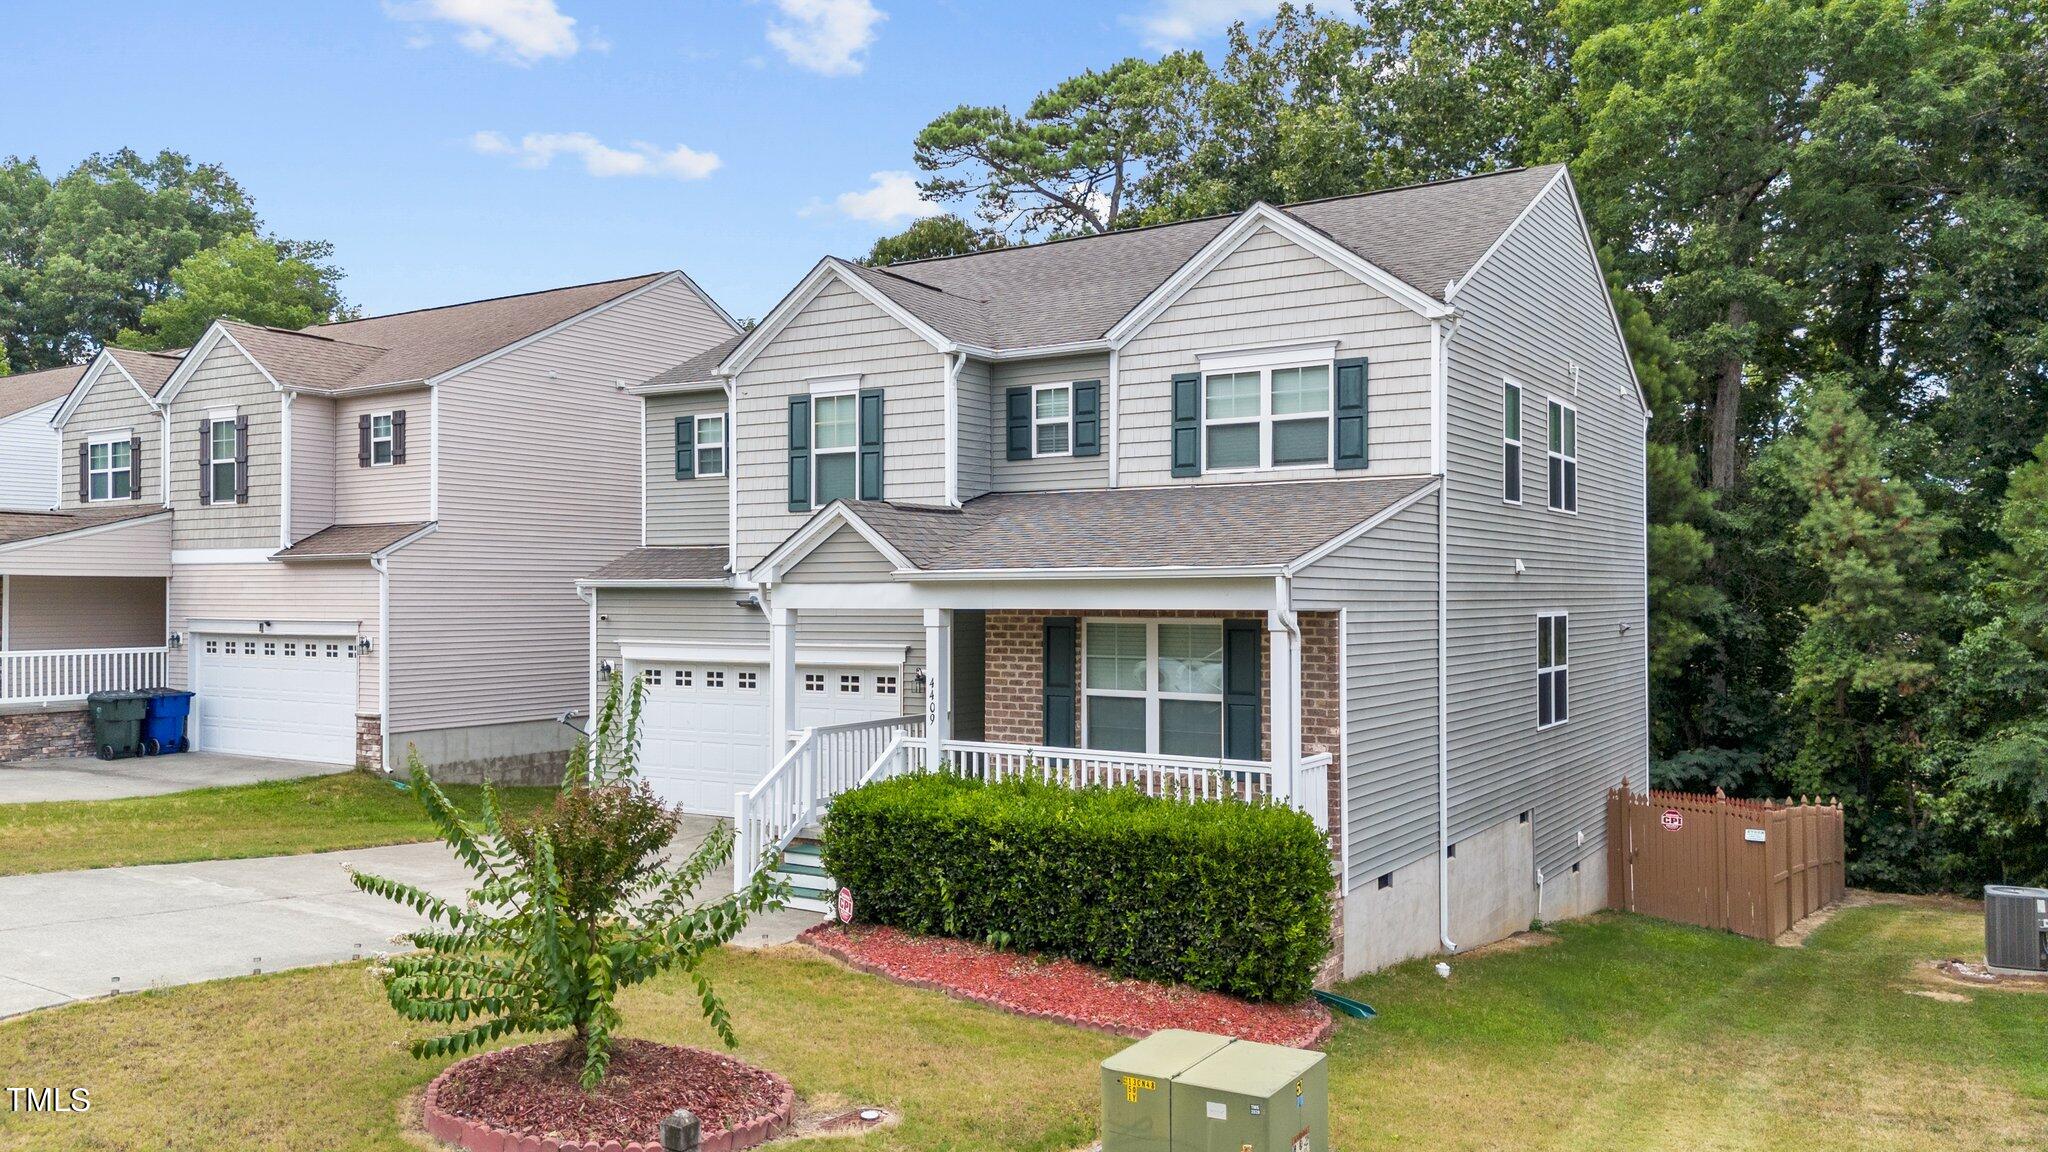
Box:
[357,636,373,654]
[599,659,617,676]
[166,632,183,649]
[735,592,761,609]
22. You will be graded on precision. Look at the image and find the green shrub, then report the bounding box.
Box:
[820,773,1333,1002]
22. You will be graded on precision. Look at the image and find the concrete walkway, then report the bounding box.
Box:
[0,817,823,1017]
[0,752,352,804]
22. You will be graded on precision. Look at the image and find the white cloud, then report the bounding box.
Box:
[809,171,941,224]
[471,131,722,180]
[1121,0,1271,50]
[385,0,581,64]
[765,0,885,76]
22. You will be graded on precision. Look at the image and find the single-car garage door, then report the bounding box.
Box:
[633,658,905,815]
[191,634,357,764]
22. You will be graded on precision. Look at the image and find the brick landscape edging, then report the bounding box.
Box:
[801,926,1336,1050]
[419,1044,797,1152]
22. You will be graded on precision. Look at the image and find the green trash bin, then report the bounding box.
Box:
[86,690,150,760]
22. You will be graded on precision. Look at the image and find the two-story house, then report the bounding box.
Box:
[583,165,1649,976]
[1,273,736,776]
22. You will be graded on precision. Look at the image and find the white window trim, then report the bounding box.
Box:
[807,374,863,395]
[1195,339,1341,374]
[85,433,133,503]
[369,411,396,468]
[1201,358,1336,474]
[1079,617,1228,758]
[1547,398,1578,515]
[810,387,858,505]
[1031,382,1073,458]
[1537,610,1569,729]
[1503,380,1523,505]
[206,411,240,506]
[693,412,727,477]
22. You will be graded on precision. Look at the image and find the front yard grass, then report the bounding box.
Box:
[0,899,2041,1151]
[0,771,557,876]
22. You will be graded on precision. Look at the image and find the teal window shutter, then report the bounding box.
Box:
[787,396,811,512]
[1222,619,1261,761]
[858,387,884,500]
[1072,380,1101,456]
[1005,387,1031,460]
[1042,616,1078,747]
[1334,357,1369,470]
[1170,371,1201,477]
[673,416,693,479]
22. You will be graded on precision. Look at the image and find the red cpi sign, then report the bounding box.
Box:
[837,886,855,924]
[1661,809,1684,831]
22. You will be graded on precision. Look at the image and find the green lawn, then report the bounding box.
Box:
[0,771,557,876]
[0,900,2040,1151]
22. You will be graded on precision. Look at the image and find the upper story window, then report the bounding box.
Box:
[1005,379,1099,462]
[1202,364,1332,471]
[1537,612,1569,728]
[204,415,242,506]
[789,382,882,513]
[1034,384,1071,456]
[694,414,726,477]
[1503,381,1523,504]
[86,437,133,501]
[357,409,406,469]
[1547,399,1577,513]
[369,414,395,466]
[812,392,858,504]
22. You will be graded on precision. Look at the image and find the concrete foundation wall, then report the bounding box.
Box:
[1343,850,1442,975]
[1447,812,1540,948]
[391,718,581,785]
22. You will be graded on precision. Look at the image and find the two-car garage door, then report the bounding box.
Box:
[190,634,358,764]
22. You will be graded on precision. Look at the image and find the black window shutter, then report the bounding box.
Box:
[1042,616,1078,748]
[673,416,694,479]
[234,414,250,504]
[392,410,407,464]
[858,387,884,500]
[1170,371,1201,477]
[1072,380,1101,457]
[129,436,142,500]
[1004,387,1031,460]
[77,442,89,502]
[1334,357,1369,470]
[1222,619,1262,761]
[198,420,212,504]
[786,396,811,512]
[357,414,371,467]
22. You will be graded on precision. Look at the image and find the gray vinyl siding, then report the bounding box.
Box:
[333,388,430,524]
[59,367,160,511]
[1118,226,1436,486]
[644,390,731,547]
[988,353,1111,492]
[0,401,61,510]
[594,587,925,715]
[783,525,896,582]
[733,278,949,571]
[1295,491,1442,885]
[289,394,336,543]
[1441,175,1649,878]
[385,277,738,736]
[956,358,992,500]
[166,340,283,549]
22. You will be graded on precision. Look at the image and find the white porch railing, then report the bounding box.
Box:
[733,714,926,884]
[0,647,168,706]
[930,739,1281,802]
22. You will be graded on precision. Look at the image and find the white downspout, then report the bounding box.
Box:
[943,351,965,507]
[1434,315,1461,954]
[1274,574,1302,806]
[577,583,598,733]
[1107,347,1121,488]
[371,552,393,775]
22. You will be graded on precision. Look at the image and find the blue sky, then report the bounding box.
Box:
[11,1,1272,322]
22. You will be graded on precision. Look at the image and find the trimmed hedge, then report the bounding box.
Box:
[819,774,1333,1002]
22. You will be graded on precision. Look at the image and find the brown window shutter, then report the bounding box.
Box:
[78,442,89,502]
[392,410,407,464]
[198,420,212,505]
[129,436,143,500]
[234,415,250,504]
[358,414,371,467]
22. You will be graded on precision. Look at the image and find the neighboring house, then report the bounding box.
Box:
[584,164,1649,976]
[0,364,86,511]
[0,273,737,775]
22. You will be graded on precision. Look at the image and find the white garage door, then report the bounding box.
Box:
[634,659,904,815]
[191,635,357,764]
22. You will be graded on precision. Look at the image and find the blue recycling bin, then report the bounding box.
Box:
[142,689,194,755]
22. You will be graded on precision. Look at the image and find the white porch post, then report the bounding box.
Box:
[923,607,952,768]
[1268,609,1299,805]
[769,606,799,749]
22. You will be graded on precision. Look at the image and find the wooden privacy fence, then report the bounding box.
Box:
[1607,785,1846,942]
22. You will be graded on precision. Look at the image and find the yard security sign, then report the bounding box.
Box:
[1661,809,1684,831]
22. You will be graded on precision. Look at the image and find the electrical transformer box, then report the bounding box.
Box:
[1169,1039,1329,1152]
[1101,1029,1235,1152]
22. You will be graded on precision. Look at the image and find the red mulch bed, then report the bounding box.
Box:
[802,924,1332,1048]
[423,1038,793,1151]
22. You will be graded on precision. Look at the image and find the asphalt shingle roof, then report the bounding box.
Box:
[0,507,166,548]
[586,546,731,582]
[272,522,431,561]
[103,347,183,397]
[645,332,746,389]
[0,364,87,421]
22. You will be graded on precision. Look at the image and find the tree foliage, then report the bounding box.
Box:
[351,673,784,1089]
[117,233,348,350]
[863,214,1007,266]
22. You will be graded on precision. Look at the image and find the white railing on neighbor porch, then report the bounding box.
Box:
[733,714,926,883]
[0,647,168,706]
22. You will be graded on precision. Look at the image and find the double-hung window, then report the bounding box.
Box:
[1033,384,1071,456]
[694,413,726,476]
[1537,613,1568,727]
[1503,382,1523,503]
[1082,620,1225,758]
[1547,399,1577,512]
[208,418,239,504]
[369,413,395,466]
[1202,362,1332,470]
[811,391,858,505]
[87,437,132,501]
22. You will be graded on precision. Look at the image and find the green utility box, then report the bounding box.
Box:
[1101,1029,1235,1152]
[1170,1040,1329,1152]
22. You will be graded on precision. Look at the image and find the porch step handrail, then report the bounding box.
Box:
[0,647,169,706]
[937,739,1279,802]
[733,713,926,884]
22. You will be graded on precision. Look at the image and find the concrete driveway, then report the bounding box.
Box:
[0,815,822,1017]
[0,751,353,804]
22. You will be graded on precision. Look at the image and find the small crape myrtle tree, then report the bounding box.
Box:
[351,671,785,1088]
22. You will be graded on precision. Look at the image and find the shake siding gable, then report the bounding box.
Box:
[988,353,1112,492]
[644,391,732,547]
[1442,177,1649,878]
[166,340,281,548]
[333,387,430,524]
[384,277,735,737]
[733,278,948,570]
[1118,226,1435,486]
[59,371,160,512]
[290,394,337,543]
